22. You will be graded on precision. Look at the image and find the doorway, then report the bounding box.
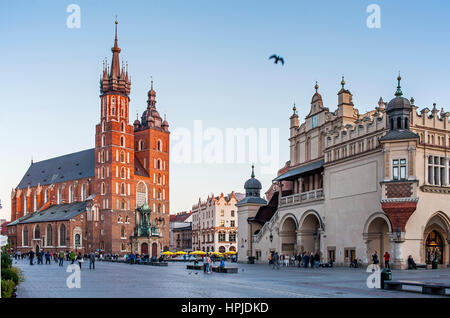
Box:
[425,230,444,264]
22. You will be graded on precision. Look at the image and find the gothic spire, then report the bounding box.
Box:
[110,20,121,79]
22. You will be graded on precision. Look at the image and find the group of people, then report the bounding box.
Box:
[269,251,327,269]
[13,249,98,270]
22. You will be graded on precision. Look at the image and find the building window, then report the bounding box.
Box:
[231,210,235,217]
[157,140,162,151]
[59,224,66,246]
[392,159,407,181]
[69,186,73,203]
[34,224,40,239]
[24,195,27,214]
[81,184,86,201]
[120,136,125,147]
[57,188,62,204]
[229,232,236,242]
[219,220,225,227]
[23,227,28,246]
[220,210,224,217]
[230,220,235,227]
[102,135,106,147]
[427,156,446,186]
[138,140,144,151]
[74,234,81,247]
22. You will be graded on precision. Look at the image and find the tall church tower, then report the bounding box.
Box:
[95,21,135,252]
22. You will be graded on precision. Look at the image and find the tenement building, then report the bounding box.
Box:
[170,211,192,252]
[192,192,244,253]
[7,22,171,257]
[238,76,450,269]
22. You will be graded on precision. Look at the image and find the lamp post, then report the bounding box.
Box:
[313,231,318,241]
[269,233,273,243]
[396,226,402,240]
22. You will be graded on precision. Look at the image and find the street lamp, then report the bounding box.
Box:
[396,226,402,239]
[313,231,318,241]
[269,233,273,243]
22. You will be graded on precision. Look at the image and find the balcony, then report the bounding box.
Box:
[279,188,324,207]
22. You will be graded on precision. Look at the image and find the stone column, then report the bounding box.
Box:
[393,232,405,269]
[425,155,429,184]
[296,230,303,254]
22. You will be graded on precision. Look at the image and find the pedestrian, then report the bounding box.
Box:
[268,253,272,265]
[70,251,76,264]
[314,252,320,268]
[29,250,35,265]
[89,251,96,270]
[310,252,314,268]
[272,252,280,270]
[383,251,390,269]
[77,252,83,269]
[59,250,65,266]
[372,251,379,265]
[407,255,417,270]
[45,251,51,264]
[303,252,309,268]
[205,254,212,274]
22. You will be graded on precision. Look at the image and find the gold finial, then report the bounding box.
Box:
[341,75,345,88]
[314,81,319,92]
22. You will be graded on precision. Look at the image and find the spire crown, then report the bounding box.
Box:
[395,72,403,97]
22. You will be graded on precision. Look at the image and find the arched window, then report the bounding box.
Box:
[23,227,28,246]
[136,182,147,207]
[397,117,402,129]
[101,182,106,195]
[121,122,125,132]
[59,224,66,246]
[404,117,409,129]
[33,192,37,211]
[157,140,162,151]
[157,174,161,184]
[157,159,161,170]
[44,188,48,203]
[46,225,52,246]
[125,216,129,224]
[390,118,394,130]
[34,224,40,239]
[57,188,62,204]
[24,195,27,214]
[120,136,125,147]
[69,186,73,203]
[81,184,86,201]
[138,140,144,151]
[121,226,125,238]
[74,234,81,247]
[121,183,126,195]
[102,135,106,147]
[157,204,161,213]
[120,151,125,163]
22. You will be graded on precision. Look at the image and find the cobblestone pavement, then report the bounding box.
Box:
[13,259,450,298]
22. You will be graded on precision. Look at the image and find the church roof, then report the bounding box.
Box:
[17,149,95,189]
[15,201,87,224]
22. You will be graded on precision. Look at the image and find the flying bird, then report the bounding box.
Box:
[269,54,284,66]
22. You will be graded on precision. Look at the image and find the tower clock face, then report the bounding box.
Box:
[312,114,318,128]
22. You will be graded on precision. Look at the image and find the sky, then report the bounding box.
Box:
[1,0,450,220]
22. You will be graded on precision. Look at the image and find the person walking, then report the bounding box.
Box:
[314,252,320,268]
[272,252,280,270]
[303,252,309,268]
[29,250,35,265]
[383,251,390,269]
[45,251,51,264]
[70,251,76,264]
[205,254,212,274]
[59,250,65,266]
[310,252,314,269]
[89,251,96,270]
[268,253,273,265]
[77,252,83,269]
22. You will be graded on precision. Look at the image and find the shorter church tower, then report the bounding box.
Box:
[236,165,267,263]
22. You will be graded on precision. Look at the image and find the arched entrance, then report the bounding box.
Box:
[299,213,321,254]
[151,243,158,257]
[366,217,391,264]
[423,212,450,266]
[141,243,149,255]
[425,231,444,264]
[219,246,225,253]
[280,216,297,255]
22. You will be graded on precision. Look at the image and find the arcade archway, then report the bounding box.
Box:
[299,213,321,254]
[423,212,449,265]
[280,216,297,255]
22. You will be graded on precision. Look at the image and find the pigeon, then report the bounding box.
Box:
[269,54,284,65]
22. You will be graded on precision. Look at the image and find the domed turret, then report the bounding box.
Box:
[386,74,412,130]
[244,164,262,198]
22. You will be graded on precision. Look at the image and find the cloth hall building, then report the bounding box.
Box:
[7,22,171,257]
[238,76,450,269]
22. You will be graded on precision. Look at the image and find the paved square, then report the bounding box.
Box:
[13,259,450,298]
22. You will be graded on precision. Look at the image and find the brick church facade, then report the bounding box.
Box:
[7,22,170,257]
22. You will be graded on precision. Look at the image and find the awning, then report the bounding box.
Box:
[273,159,324,182]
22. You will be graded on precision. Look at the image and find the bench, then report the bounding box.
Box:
[384,280,450,296]
[148,262,168,266]
[416,264,428,269]
[186,264,203,270]
[211,266,238,273]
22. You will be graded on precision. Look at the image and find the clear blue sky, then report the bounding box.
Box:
[1,0,450,220]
